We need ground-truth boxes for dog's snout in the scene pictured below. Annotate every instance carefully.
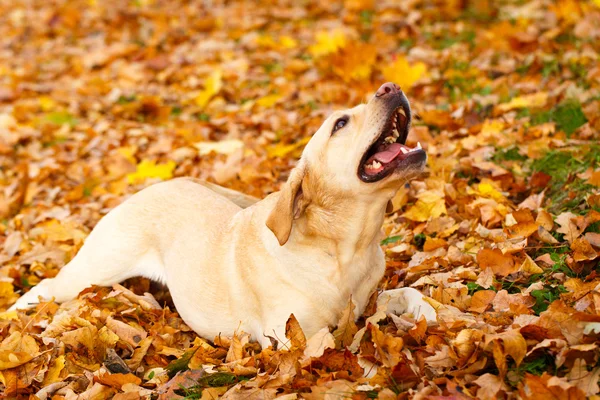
[375,82,401,98]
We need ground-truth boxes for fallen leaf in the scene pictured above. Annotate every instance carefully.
[381,56,428,90]
[477,248,517,277]
[332,298,358,349]
[127,159,176,184]
[195,69,223,109]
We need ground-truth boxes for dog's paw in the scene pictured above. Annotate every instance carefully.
[404,295,437,323]
[8,282,51,311]
[377,288,437,324]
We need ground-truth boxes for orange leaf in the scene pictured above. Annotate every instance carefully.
[285,314,307,351]
[571,238,598,262]
[95,372,141,389]
[332,298,358,349]
[588,170,600,186]
[369,323,404,368]
[477,248,517,277]
[423,237,447,252]
[408,317,427,344]
[469,290,496,313]
[518,373,586,400]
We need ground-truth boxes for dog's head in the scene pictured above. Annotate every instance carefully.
[267,82,426,245]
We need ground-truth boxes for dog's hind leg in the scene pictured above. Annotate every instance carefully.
[9,205,165,311]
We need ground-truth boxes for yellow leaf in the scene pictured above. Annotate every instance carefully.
[256,34,277,48]
[0,311,18,321]
[309,30,346,58]
[381,56,428,91]
[0,282,14,299]
[127,159,176,184]
[195,69,223,109]
[476,180,505,201]
[497,92,548,112]
[280,35,298,49]
[37,219,88,244]
[117,146,137,164]
[0,333,40,370]
[256,94,282,108]
[480,119,504,135]
[43,355,65,386]
[194,139,244,156]
[267,136,310,158]
[0,351,34,370]
[520,254,544,274]
[39,96,56,111]
[403,190,446,222]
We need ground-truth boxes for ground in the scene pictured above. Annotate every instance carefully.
[1,0,600,399]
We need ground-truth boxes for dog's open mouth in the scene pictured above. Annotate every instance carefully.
[358,105,426,183]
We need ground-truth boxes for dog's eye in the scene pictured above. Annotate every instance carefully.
[332,117,349,134]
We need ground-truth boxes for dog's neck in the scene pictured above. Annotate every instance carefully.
[292,186,391,267]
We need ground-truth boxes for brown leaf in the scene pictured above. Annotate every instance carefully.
[474,373,509,399]
[485,330,527,377]
[157,370,205,400]
[585,232,600,248]
[369,323,404,368]
[106,316,147,347]
[307,348,363,380]
[567,359,600,396]
[571,238,598,262]
[408,316,428,344]
[518,373,586,400]
[95,371,142,389]
[285,314,307,351]
[556,212,583,244]
[332,297,358,349]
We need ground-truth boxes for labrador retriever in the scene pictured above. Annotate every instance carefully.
[10,82,436,348]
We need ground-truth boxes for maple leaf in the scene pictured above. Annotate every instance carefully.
[477,248,518,277]
[555,212,583,243]
[381,56,428,91]
[127,159,176,184]
[332,298,358,349]
[403,190,446,222]
[195,69,223,109]
[497,92,548,112]
[308,30,346,57]
[285,314,307,351]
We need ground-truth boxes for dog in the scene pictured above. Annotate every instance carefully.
[10,82,436,348]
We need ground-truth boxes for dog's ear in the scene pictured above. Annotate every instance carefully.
[386,200,394,213]
[266,162,307,245]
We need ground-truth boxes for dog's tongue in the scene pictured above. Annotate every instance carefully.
[373,143,402,163]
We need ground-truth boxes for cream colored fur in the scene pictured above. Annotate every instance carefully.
[10,92,436,348]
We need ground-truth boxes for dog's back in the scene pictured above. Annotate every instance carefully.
[9,179,244,310]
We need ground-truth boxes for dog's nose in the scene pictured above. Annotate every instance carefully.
[375,82,401,97]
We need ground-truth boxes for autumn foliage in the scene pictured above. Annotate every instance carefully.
[1,0,600,399]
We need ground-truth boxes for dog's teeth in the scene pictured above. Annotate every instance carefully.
[366,160,382,170]
[398,108,406,117]
[400,147,409,154]
[392,129,399,138]
[417,141,422,149]
[385,136,396,144]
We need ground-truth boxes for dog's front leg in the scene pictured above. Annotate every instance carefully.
[377,288,437,323]
[258,325,287,350]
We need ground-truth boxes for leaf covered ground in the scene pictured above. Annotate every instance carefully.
[1,0,600,398]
